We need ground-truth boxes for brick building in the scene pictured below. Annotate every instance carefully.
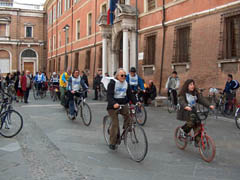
[0,0,47,75]
[45,0,240,93]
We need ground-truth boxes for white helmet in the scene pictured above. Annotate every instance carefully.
[53,72,56,75]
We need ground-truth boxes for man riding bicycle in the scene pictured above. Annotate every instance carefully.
[126,67,145,100]
[165,71,180,106]
[34,71,44,93]
[60,68,71,106]
[50,72,59,86]
[223,74,239,113]
[107,68,138,150]
[67,69,88,120]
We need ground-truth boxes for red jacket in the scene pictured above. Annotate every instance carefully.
[21,75,27,91]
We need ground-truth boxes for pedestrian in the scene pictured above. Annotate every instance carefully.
[177,79,214,147]
[21,70,32,103]
[143,80,157,106]
[16,72,24,102]
[93,70,102,100]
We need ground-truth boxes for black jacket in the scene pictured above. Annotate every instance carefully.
[93,74,102,89]
[107,79,137,110]
[82,74,89,86]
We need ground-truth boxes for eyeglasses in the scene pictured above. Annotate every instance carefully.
[120,74,126,78]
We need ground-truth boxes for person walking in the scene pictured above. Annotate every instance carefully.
[21,70,32,103]
[81,71,89,97]
[93,70,102,100]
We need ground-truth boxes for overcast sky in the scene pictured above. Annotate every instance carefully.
[15,0,46,5]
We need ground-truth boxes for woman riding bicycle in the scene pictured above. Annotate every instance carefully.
[177,79,214,147]
[107,68,138,150]
[67,69,88,120]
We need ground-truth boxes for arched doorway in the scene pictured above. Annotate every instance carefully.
[0,49,11,74]
[20,49,38,75]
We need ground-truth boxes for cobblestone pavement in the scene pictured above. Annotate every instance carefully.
[0,91,240,180]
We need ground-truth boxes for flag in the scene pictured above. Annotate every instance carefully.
[107,0,118,25]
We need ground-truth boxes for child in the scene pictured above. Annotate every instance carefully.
[177,79,214,147]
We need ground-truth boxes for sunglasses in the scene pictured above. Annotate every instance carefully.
[120,74,126,78]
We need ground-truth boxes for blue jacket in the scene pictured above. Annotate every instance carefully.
[126,74,145,91]
[224,80,239,93]
[34,74,44,82]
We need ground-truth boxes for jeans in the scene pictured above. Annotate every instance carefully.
[60,87,66,106]
[168,89,178,105]
[68,92,81,116]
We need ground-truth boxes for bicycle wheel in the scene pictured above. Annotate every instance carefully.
[167,98,175,113]
[135,105,147,126]
[235,108,240,129]
[199,134,216,162]
[103,115,112,145]
[32,87,39,100]
[81,102,92,126]
[124,124,148,162]
[0,110,23,138]
[174,126,187,150]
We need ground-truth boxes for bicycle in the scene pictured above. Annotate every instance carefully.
[222,91,238,118]
[103,104,148,162]
[49,83,60,102]
[65,90,92,126]
[235,105,240,129]
[174,107,216,162]
[0,91,23,138]
[208,88,222,118]
[167,89,178,113]
[32,82,47,100]
[131,90,147,126]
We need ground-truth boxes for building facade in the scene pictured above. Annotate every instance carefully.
[0,0,46,75]
[45,0,240,93]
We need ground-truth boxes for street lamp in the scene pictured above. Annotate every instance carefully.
[63,24,70,71]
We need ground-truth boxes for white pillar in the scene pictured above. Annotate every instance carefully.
[123,29,129,73]
[125,0,130,5]
[102,37,108,77]
[130,31,136,68]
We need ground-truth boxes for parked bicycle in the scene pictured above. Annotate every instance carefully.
[103,104,148,162]
[0,91,23,138]
[65,90,92,126]
[174,107,216,162]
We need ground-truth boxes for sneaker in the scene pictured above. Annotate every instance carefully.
[69,114,75,120]
[109,144,116,150]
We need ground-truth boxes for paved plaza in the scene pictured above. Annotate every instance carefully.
[0,92,240,180]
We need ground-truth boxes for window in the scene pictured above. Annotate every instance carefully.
[0,24,6,36]
[58,57,61,72]
[64,0,70,11]
[25,26,33,38]
[49,38,52,51]
[74,52,79,69]
[119,0,125,4]
[57,0,62,17]
[58,31,61,47]
[53,35,56,50]
[64,55,68,70]
[49,60,52,73]
[101,4,107,14]
[173,25,191,63]
[66,28,69,44]
[22,49,37,57]
[224,15,240,58]
[88,13,92,35]
[53,6,56,22]
[85,50,91,69]
[48,10,52,25]
[76,20,80,40]
[98,47,102,68]
[144,35,156,65]
[147,0,156,11]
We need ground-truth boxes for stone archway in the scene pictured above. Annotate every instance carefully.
[20,49,38,75]
[113,31,123,69]
[0,49,11,74]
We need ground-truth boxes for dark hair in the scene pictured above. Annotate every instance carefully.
[130,67,136,72]
[179,79,197,96]
[228,74,233,79]
[16,71,20,76]
[172,71,177,75]
[72,69,79,77]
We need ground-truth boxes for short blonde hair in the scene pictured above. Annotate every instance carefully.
[115,68,126,79]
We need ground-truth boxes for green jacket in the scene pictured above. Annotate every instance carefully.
[177,92,211,121]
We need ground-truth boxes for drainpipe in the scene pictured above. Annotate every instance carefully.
[159,0,166,95]
[71,0,73,70]
[92,0,97,82]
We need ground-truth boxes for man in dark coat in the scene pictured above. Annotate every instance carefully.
[93,70,102,100]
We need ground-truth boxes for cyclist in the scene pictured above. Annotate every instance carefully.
[50,72,59,86]
[177,79,214,147]
[107,68,138,150]
[60,68,71,106]
[223,74,239,113]
[165,71,180,106]
[67,69,88,120]
[34,71,44,94]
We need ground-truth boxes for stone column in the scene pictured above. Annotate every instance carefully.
[102,34,108,77]
[123,28,129,73]
[130,31,136,68]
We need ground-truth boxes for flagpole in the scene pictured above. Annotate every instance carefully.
[136,0,138,73]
